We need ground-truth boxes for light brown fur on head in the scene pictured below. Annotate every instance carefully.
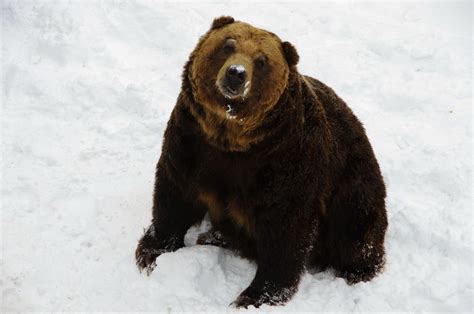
[186,17,297,151]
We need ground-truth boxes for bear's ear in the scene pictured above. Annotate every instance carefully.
[211,16,235,30]
[282,41,299,67]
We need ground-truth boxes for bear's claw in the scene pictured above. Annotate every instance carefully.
[196,229,228,248]
[337,267,378,285]
[231,282,295,308]
[231,294,262,309]
[135,226,183,275]
[135,246,162,275]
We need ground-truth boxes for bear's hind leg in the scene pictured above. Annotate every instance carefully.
[326,163,388,285]
[331,202,387,284]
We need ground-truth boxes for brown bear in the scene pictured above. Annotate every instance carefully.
[135,16,388,308]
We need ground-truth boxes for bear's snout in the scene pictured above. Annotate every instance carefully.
[220,64,250,99]
[216,55,252,100]
[226,64,247,90]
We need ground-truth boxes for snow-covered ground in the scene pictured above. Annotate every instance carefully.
[1,0,472,312]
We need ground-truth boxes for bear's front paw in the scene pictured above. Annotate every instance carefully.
[196,229,228,248]
[135,226,183,275]
[231,282,296,309]
[135,244,163,276]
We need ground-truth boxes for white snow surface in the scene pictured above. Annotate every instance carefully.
[1,0,472,312]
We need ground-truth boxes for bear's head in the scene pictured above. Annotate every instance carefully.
[186,16,299,126]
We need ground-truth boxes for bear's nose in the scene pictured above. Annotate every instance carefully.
[226,65,247,88]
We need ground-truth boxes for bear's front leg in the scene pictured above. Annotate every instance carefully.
[136,159,206,275]
[232,210,314,308]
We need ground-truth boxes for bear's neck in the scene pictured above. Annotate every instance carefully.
[183,72,305,153]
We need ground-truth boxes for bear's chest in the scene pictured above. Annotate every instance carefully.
[193,142,259,188]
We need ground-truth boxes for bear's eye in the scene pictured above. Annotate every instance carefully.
[255,55,267,68]
[223,38,236,53]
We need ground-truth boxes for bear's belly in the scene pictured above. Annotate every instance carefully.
[192,140,260,236]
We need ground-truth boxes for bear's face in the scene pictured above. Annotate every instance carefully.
[189,18,298,125]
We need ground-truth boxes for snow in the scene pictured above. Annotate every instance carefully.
[1,0,472,311]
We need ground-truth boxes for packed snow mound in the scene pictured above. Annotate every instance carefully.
[1,0,472,311]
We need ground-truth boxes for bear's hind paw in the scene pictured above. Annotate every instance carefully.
[337,267,378,285]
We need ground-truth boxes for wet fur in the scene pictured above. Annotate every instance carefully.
[136,16,387,308]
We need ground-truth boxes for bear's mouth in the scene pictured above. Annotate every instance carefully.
[217,81,251,100]
[219,83,243,100]
[225,85,239,96]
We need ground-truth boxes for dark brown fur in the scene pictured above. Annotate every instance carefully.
[136,16,388,308]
